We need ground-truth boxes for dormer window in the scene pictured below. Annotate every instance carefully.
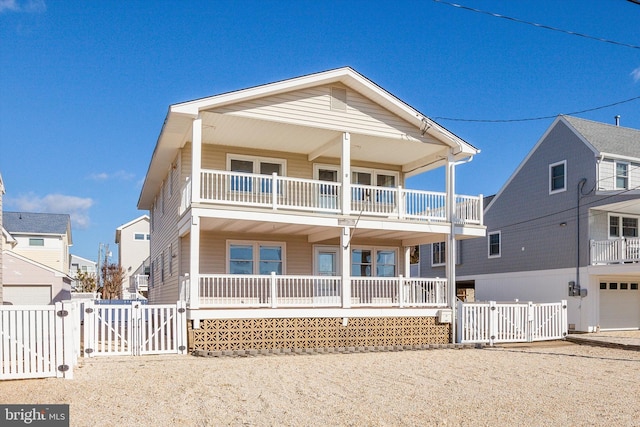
[549,160,566,194]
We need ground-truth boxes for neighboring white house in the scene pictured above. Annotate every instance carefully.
[3,211,73,273]
[115,215,150,299]
[137,67,485,351]
[69,253,98,291]
[420,115,640,332]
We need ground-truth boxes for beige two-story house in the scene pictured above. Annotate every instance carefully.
[138,68,485,351]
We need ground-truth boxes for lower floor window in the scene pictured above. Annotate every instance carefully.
[229,242,283,274]
[351,248,396,277]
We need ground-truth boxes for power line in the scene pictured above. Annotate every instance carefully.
[432,95,640,123]
[433,0,640,50]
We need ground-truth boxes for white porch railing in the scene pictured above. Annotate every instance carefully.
[457,300,568,345]
[196,273,448,308]
[180,169,483,225]
[590,237,640,264]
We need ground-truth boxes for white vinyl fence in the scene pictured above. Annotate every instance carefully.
[1,302,79,380]
[83,300,187,357]
[457,300,568,346]
[1,300,187,381]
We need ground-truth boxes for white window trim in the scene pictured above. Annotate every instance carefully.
[615,160,629,190]
[313,163,340,180]
[351,166,399,186]
[313,245,340,276]
[488,231,501,259]
[226,153,287,176]
[608,213,639,238]
[134,233,145,241]
[431,242,445,267]
[350,246,399,277]
[226,240,286,274]
[549,160,567,195]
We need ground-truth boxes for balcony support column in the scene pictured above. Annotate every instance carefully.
[445,152,457,343]
[341,132,351,216]
[341,227,352,308]
[189,215,200,309]
[191,118,202,204]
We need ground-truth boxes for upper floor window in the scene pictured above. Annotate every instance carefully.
[432,242,446,266]
[549,160,566,194]
[615,161,629,190]
[29,238,44,246]
[134,233,145,240]
[610,215,638,238]
[488,231,501,258]
[228,155,286,193]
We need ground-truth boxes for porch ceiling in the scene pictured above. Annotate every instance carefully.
[200,112,448,172]
[198,216,447,246]
[593,199,640,216]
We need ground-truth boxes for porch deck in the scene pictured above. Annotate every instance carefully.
[181,170,483,225]
[181,274,449,309]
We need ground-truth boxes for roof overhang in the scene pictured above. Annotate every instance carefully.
[138,67,479,209]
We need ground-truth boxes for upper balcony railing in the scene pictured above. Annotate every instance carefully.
[590,237,640,265]
[180,169,482,225]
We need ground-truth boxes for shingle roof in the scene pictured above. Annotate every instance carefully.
[562,115,640,158]
[2,211,71,236]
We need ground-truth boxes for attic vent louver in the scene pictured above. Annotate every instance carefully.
[331,87,347,111]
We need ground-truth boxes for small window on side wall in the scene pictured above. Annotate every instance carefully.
[549,160,567,194]
[488,231,501,258]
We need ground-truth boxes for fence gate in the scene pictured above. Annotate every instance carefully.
[457,300,568,345]
[83,301,187,357]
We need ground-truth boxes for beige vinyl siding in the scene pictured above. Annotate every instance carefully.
[200,232,313,274]
[12,247,64,272]
[197,145,403,181]
[149,152,182,304]
[210,84,420,140]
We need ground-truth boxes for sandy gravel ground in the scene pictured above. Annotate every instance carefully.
[2,341,639,426]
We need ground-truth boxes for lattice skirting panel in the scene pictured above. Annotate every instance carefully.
[189,317,450,352]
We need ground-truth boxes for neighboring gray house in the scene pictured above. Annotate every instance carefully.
[69,254,98,291]
[420,115,640,332]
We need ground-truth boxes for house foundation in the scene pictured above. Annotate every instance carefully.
[188,316,450,352]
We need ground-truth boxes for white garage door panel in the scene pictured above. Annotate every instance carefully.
[3,285,52,305]
[600,289,640,330]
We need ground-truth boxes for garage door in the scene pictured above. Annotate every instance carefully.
[3,285,52,305]
[599,282,640,330]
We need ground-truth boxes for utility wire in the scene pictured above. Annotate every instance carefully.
[432,95,640,123]
[433,0,640,50]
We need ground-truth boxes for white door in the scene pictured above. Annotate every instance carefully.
[314,247,340,304]
[3,285,52,305]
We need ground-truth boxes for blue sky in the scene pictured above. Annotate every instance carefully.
[1,0,639,262]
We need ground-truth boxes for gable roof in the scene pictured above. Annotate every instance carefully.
[115,215,150,243]
[485,115,640,213]
[3,211,72,241]
[562,115,640,160]
[138,67,480,209]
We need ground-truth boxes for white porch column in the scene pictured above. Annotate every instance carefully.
[189,215,200,309]
[404,246,411,278]
[341,227,352,308]
[191,118,202,204]
[445,152,457,343]
[341,132,351,216]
